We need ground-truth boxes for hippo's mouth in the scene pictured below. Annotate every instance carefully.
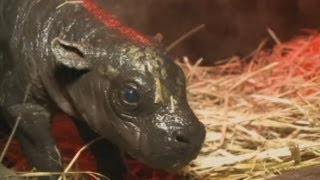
[144,152,194,170]
[137,138,203,170]
[116,125,204,171]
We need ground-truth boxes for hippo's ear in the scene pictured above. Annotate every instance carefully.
[51,38,91,70]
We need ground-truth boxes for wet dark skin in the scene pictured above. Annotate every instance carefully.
[0,1,206,180]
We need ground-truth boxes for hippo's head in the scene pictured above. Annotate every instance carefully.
[48,38,206,170]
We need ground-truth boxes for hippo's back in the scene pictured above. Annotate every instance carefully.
[0,0,97,122]
[0,0,62,76]
[0,0,124,66]
[0,0,139,107]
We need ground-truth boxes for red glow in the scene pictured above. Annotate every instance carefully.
[83,0,151,45]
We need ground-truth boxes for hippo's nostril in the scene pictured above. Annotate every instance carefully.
[175,134,190,144]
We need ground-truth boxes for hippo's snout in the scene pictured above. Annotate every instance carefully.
[173,121,206,152]
[156,122,206,170]
[135,108,206,170]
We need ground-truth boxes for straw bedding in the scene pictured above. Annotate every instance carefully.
[181,31,320,179]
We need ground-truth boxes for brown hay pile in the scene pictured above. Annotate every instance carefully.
[180,31,320,179]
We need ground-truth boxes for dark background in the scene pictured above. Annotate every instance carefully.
[101,0,320,64]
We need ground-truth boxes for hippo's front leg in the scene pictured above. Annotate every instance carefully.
[5,103,63,180]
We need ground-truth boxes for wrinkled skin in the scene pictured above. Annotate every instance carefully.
[0,0,206,180]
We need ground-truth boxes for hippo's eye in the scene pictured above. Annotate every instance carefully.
[123,88,140,103]
[118,83,140,110]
